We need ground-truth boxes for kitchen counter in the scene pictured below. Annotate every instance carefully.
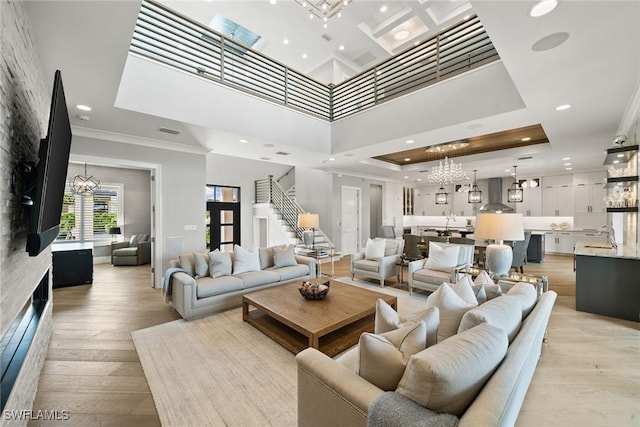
[574,241,640,260]
[574,240,639,322]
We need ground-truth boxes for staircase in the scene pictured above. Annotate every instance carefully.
[255,175,332,248]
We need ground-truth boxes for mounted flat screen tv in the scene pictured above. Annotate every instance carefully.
[26,70,72,256]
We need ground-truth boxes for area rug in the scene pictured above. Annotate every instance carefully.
[132,278,428,426]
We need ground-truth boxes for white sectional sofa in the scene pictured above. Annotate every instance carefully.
[166,244,317,320]
[296,281,557,427]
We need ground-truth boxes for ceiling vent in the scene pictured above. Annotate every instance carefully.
[275,151,290,156]
[321,34,332,42]
[159,127,181,135]
[518,156,533,160]
[354,52,376,66]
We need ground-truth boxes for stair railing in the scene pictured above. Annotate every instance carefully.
[255,175,332,247]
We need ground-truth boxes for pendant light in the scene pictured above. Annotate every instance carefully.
[435,187,449,205]
[468,170,482,203]
[71,163,100,196]
[507,165,524,203]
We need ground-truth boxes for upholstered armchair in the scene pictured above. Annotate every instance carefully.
[111,234,151,266]
[351,238,404,287]
[408,242,474,294]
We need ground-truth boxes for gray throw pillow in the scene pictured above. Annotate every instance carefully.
[178,254,195,276]
[208,250,232,278]
[193,252,210,278]
[273,244,297,268]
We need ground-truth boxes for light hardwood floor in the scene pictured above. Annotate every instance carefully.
[29,255,638,426]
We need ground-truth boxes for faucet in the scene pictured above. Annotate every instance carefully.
[599,225,618,249]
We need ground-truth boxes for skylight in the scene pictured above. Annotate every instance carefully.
[209,15,261,47]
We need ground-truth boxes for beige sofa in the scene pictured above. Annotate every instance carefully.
[166,244,317,320]
[296,286,557,427]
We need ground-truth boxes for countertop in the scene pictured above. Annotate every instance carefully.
[574,240,640,260]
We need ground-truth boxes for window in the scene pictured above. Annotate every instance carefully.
[58,183,124,243]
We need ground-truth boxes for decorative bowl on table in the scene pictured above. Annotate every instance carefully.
[299,280,330,300]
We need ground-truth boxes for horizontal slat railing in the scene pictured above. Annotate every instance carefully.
[130,1,499,122]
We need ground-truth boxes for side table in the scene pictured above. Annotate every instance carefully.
[295,243,335,277]
[458,266,548,295]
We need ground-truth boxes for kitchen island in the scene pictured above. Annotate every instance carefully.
[574,240,640,322]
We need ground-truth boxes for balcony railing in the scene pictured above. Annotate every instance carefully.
[130,0,499,122]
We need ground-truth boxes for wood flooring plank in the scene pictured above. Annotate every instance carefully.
[35,375,153,394]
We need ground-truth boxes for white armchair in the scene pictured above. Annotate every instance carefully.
[351,238,404,287]
[408,242,474,294]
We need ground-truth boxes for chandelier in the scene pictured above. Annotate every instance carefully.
[507,165,524,203]
[426,157,468,185]
[294,0,353,27]
[71,163,100,196]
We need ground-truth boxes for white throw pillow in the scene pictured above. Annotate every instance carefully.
[208,250,232,278]
[425,243,460,272]
[474,270,494,285]
[449,274,479,307]
[375,299,440,348]
[396,323,508,417]
[426,282,476,342]
[273,244,297,268]
[484,283,503,300]
[356,322,428,391]
[233,245,261,274]
[471,284,487,304]
[365,238,386,260]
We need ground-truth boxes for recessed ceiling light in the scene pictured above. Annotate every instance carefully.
[76,104,92,111]
[394,30,410,41]
[329,157,335,161]
[617,153,625,158]
[416,178,422,182]
[339,44,345,51]
[302,53,307,59]
[565,167,573,170]
[404,158,411,162]
[613,160,620,164]
[239,139,249,143]
[379,5,387,13]
[406,139,414,144]
[564,163,571,166]
[521,137,531,142]
[269,0,276,4]
[404,176,409,179]
[562,157,571,161]
[556,104,572,111]
[283,38,289,45]
[529,0,558,17]
[505,169,511,173]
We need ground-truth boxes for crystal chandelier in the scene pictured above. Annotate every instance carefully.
[426,157,469,185]
[294,0,353,28]
[71,163,100,196]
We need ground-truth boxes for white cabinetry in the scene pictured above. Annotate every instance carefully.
[543,230,574,254]
[573,171,606,214]
[453,187,475,217]
[542,175,574,216]
[415,185,449,216]
[516,185,542,216]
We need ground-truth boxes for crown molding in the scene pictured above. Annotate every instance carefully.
[71,126,211,155]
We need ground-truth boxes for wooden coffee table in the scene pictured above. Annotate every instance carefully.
[242,280,397,357]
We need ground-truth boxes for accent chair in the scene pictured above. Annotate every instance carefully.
[111,234,151,266]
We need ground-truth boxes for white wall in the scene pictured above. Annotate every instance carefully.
[206,153,290,248]
[294,167,333,237]
[70,135,206,286]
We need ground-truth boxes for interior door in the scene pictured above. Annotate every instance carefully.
[341,186,360,255]
[209,202,240,252]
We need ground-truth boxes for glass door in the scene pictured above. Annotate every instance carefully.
[206,185,240,251]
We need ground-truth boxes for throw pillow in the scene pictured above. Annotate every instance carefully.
[233,245,261,274]
[506,282,538,318]
[425,243,460,272]
[258,247,274,270]
[449,274,479,307]
[273,244,297,268]
[484,283,503,300]
[365,238,386,260]
[356,322,428,391]
[193,252,210,278]
[208,250,232,278]
[474,270,493,285]
[375,299,440,348]
[457,295,522,343]
[396,323,508,417]
[425,282,476,342]
[471,284,487,304]
[178,254,195,276]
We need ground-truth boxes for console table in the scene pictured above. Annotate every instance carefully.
[51,242,93,288]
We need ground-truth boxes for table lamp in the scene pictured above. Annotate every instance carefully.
[474,213,524,276]
[108,226,121,243]
[298,213,319,247]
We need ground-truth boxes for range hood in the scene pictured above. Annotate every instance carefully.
[478,178,514,213]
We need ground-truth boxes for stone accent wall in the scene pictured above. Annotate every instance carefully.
[0,1,53,424]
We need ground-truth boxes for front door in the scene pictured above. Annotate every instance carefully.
[206,185,241,252]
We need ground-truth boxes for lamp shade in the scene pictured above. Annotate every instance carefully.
[298,213,319,229]
[474,213,524,242]
[108,227,121,235]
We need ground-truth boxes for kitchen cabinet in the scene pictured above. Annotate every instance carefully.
[453,187,475,217]
[516,185,541,216]
[415,185,449,216]
[543,230,574,254]
[573,171,606,214]
[542,175,573,216]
